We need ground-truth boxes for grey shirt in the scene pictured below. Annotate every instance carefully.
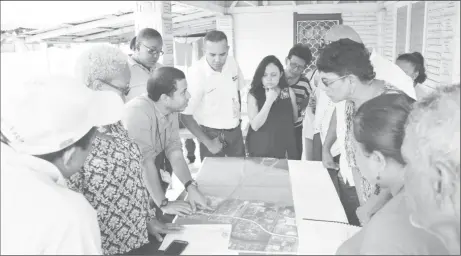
[122,94,182,165]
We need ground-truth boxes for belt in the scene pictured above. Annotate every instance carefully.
[201,124,240,132]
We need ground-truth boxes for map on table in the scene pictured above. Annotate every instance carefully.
[175,195,298,254]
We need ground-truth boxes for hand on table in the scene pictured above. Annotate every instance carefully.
[205,137,223,154]
[187,185,213,212]
[322,147,339,170]
[161,200,193,217]
[147,218,184,242]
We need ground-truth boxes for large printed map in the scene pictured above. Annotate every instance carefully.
[175,195,298,254]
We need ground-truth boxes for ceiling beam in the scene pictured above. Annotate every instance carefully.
[173,11,215,23]
[228,2,379,13]
[312,0,317,3]
[73,26,134,42]
[174,17,216,28]
[175,1,226,14]
[24,13,134,43]
[262,0,269,5]
[292,1,297,6]
[230,1,239,8]
[334,1,340,3]
[243,1,257,6]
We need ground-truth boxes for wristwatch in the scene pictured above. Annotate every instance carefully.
[184,180,198,192]
[160,198,169,209]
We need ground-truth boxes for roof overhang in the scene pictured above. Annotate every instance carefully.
[18,1,223,44]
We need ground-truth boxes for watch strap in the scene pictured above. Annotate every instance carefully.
[184,180,196,191]
[160,198,169,208]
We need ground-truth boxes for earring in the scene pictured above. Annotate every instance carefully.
[374,174,381,195]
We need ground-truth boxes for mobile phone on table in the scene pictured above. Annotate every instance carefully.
[164,240,189,255]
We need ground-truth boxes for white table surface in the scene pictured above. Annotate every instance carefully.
[288,160,357,255]
[177,158,356,255]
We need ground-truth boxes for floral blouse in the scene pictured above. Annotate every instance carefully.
[67,121,155,255]
[344,83,405,203]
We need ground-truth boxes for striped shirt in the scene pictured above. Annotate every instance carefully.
[289,75,314,127]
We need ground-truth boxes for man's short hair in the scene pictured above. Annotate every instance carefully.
[147,67,186,102]
[403,83,460,176]
[287,43,313,64]
[204,30,228,43]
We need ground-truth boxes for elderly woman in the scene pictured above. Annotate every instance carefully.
[336,93,447,254]
[316,39,411,207]
[73,44,180,255]
[403,84,460,255]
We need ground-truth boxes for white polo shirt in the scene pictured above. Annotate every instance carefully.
[1,143,102,255]
[182,56,245,129]
[126,55,163,102]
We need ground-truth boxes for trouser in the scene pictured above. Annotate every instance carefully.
[327,154,361,226]
[184,139,196,160]
[293,125,303,160]
[199,124,246,162]
[178,118,196,160]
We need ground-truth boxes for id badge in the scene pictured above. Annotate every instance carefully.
[159,168,172,184]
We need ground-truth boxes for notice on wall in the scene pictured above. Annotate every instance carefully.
[162,38,174,66]
[162,19,173,36]
[425,1,457,87]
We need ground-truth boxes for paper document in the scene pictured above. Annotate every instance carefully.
[159,224,236,255]
[297,220,361,255]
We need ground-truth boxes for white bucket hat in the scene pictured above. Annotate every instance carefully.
[1,75,124,155]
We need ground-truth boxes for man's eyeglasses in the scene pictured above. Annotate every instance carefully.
[322,74,350,87]
[141,42,164,56]
[320,38,332,49]
[98,79,131,96]
[289,62,306,72]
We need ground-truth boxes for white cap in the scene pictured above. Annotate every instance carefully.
[1,75,124,155]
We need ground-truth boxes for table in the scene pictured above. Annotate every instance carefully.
[126,157,352,255]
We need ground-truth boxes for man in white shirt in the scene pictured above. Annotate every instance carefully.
[1,76,125,254]
[181,30,246,161]
[312,25,416,225]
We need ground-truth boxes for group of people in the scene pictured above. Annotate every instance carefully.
[1,23,459,256]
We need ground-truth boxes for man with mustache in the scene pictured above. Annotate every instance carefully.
[180,30,247,161]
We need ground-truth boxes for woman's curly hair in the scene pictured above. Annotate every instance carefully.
[316,38,376,83]
[75,44,129,90]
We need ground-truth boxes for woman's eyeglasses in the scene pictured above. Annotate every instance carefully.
[98,79,131,96]
[141,42,164,56]
[322,74,350,87]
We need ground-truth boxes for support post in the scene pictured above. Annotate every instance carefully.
[135,1,174,66]
[216,15,235,57]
